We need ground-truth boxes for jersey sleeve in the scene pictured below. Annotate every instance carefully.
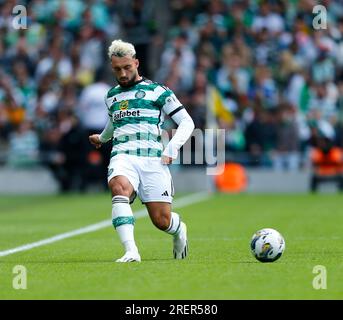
[104,94,112,118]
[99,94,114,143]
[99,119,114,143]
[155,86,184,118]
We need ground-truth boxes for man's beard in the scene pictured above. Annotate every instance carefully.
[117,74,137,87]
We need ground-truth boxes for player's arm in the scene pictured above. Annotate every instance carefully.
[89,94,114,148]
[160,91,195,164]
[89,119,114,149]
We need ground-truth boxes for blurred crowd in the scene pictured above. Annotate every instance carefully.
[161,0,343,170]
[0,0,159,191]
[0,0,343,191]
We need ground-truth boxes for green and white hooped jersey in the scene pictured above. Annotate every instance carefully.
[105,78,184,158]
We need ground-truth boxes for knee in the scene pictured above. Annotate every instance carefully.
[109,182,130,198]
[152,212,170,231]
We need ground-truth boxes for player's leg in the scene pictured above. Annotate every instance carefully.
[138,156,188,259]
[145,201,188,259]
[109,175,141,262]
[108,155,141,262]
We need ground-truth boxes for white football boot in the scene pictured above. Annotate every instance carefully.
[116,250,141,263]
[173,222,188,259]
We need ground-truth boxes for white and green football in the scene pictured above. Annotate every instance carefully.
[251,228,285,263]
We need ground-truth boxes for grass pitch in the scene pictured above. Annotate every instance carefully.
[0,192,342,299]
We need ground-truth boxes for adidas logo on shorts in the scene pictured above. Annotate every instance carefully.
[161,191,169,196]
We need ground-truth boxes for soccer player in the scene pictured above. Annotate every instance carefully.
[89,40,195,262]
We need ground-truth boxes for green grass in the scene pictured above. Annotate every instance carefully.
[0,192,342,299]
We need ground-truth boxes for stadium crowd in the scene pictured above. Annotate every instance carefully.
[0,0,343,191]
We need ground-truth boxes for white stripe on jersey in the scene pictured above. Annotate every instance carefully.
[112,123,160,139]
[114,140,163,152]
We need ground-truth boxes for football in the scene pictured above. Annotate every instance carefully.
[250,228,285,262]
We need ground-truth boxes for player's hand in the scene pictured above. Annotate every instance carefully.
[89,134,102,149]
[161,155,173,165]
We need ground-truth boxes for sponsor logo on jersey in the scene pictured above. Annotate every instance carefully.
[135,90,146,99]
[112,109,141,121]
[166,94,177,104]
[119,100,129,110]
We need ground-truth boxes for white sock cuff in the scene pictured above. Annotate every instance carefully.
[165,212,181,235]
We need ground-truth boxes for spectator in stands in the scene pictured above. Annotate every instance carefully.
[272,104,301,171]
[0,69,25,132]
[188,69,207,130]
[251,0,285,36]
[12,61,37,119]
[244,107,276,167]
[216,50,250,96]
[249,64,279,109]
[309,128,343,192]
[77,68,111,189]
[7,120,39,167]
[35,42,72,83]
[58,109,88,192]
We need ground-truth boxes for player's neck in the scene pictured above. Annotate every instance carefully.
[133,75,143,85]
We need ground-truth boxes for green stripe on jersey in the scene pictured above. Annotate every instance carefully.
[107,83,160,98]
[113,117,159,129]
[155,90,173,108]
[113,132,161,146]
[111,148,162,158]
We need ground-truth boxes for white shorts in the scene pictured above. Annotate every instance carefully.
[107,154,174,203]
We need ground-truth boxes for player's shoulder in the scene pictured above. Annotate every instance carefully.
[106,85,121,98]
[142,79,174,95]
[136,78,166,92]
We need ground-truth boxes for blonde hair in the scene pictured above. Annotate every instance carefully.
[108,39,136,59]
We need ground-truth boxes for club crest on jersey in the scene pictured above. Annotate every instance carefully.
[108,168,114,177]
[119,100,129,110]
[135,90,146,99]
